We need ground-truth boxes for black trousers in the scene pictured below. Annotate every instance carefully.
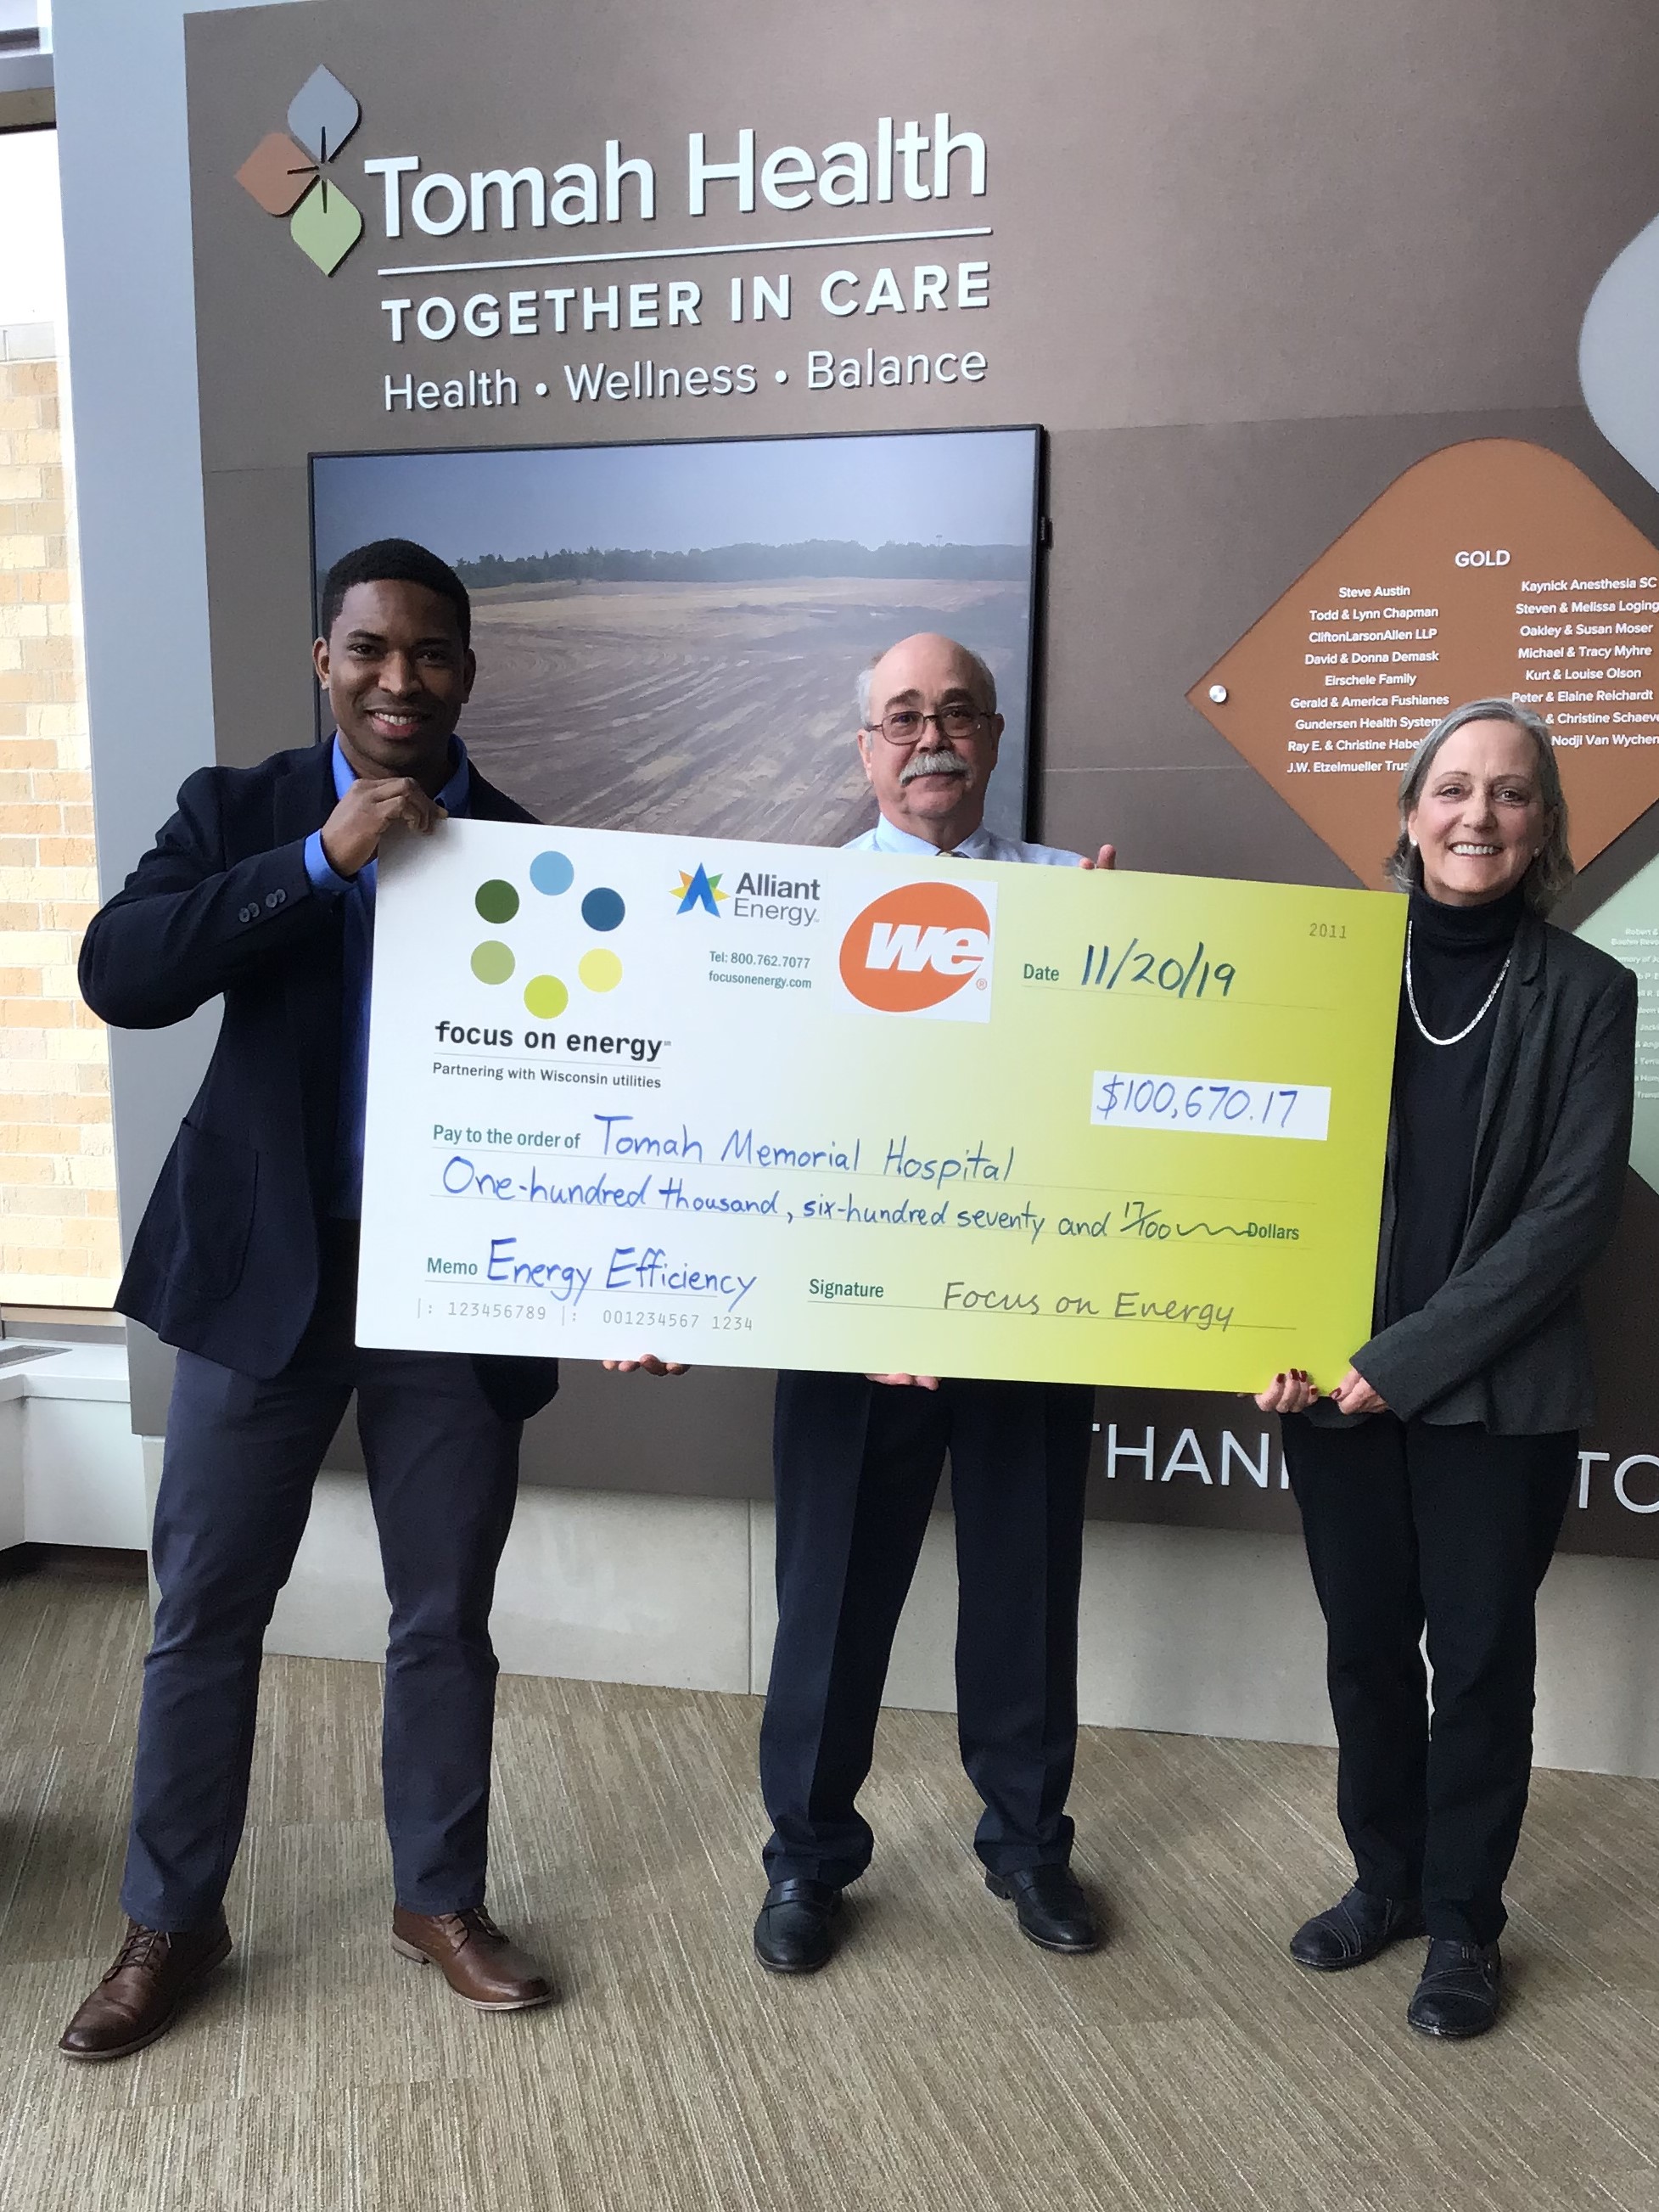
[1283,1412,1575,1945]
[121,1228,523,1930]
[759,1370,1095,1887]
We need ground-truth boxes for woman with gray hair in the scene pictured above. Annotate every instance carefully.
[1256,698,1635,2041]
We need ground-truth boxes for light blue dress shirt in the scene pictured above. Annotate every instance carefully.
[843,812,1084,867]
[303,733,472,1218]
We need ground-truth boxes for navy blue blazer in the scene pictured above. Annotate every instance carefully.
[80,741,558,1423]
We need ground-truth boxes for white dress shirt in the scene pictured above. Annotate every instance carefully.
[844,813,1084,867]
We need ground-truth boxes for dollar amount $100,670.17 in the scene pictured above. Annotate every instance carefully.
[1090,1072,1331,1142]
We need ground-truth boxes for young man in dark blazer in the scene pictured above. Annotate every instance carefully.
[61,541,558,2059]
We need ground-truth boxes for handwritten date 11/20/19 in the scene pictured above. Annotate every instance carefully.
[1079,938,1235,997]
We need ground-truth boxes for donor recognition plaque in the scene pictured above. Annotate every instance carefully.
[1191,440,1659,886]
[356,822,1405,1392]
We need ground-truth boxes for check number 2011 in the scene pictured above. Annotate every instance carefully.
[1091,1071,1331,1142]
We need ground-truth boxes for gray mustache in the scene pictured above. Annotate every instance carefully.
[899,749,970,785]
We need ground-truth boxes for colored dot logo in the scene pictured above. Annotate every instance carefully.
[581,887,625,932]
[468,850,628,1015]
[474,881,519,924]
[530,851,574,895]
[470,942,514,985]
[580,949,622,992]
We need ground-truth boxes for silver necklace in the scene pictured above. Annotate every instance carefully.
[1404,918,1510,1048]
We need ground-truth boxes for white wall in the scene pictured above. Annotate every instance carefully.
[246,1471,1659,1782]
[0,1345,147,1551]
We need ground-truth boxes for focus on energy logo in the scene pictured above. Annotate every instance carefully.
[838,880,995,1019]
[235,66,364,275]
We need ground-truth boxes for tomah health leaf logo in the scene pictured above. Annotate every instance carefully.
[234,66,364,275]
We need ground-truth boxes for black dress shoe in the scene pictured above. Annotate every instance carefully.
[985,1865,1101,1954]
[1407,1938,1502,2039]
[754,1878,841,1974]
[1289,1886,1426,1971]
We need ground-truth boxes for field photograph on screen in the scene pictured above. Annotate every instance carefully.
[310,427,1040,845]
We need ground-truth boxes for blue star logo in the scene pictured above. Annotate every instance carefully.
[672,865,727,916]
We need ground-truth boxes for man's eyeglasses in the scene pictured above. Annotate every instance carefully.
[866,705,992,745]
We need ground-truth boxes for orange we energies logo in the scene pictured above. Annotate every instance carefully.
[838,880,995,1019]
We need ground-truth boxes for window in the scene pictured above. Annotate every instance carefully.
[0,111,121,1312]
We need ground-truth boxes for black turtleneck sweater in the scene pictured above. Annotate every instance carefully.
[1383,883,1527,1328]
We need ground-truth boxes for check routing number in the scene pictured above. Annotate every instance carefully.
[356,823,1406,1391]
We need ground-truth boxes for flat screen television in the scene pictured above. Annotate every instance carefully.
[310,425,1043,845]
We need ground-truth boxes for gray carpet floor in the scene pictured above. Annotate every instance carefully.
[2,1566,1656,2211]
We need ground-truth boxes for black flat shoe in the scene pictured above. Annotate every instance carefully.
[1289,1886,1425,1971]
[1406,1938,1501,2039]
[985,1865,1101,1954]
[754,1878,842,1974]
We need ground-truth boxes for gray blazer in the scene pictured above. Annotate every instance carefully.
[1313,908,1636,1435]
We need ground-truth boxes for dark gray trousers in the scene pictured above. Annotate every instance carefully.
[759,1371,1095,1888]
[121,1237,522,1930]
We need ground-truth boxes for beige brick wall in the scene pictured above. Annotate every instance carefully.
[0,321,120,1308]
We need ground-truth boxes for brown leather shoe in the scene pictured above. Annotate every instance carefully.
[59,1915,233,2061]
[390,1905,554,2011]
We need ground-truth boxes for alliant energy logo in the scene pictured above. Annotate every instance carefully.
[675,863,821,927]
[672,865,727,916]
[838,879,995,1019]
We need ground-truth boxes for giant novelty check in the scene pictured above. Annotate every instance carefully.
[356,823,1405,1390]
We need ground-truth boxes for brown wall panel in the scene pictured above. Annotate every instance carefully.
[160,0,1659,1552]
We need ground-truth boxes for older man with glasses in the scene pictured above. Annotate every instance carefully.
[751,631,1117,1974]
